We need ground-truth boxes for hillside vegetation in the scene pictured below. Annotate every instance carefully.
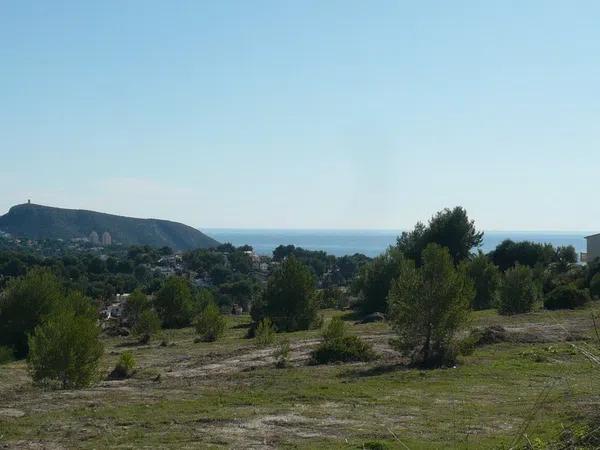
[0,203,219,251]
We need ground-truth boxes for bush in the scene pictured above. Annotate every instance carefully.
[274,338,291,368]
[27,295,104,389]
[0,345,14,365]
[255,318,276,347]
[498,265,538,315]
[132,309,161,344]
[463,252,500,310]
[590,273,600,299]
[311,317,375,364]
[258,257,319,331]
[194,302,226,342]
[544,284,590,310]
[0,268,63,358]
[388,244,473,368]
[354,249,404,314]
[111,351,136,379]
[123,289,152,326]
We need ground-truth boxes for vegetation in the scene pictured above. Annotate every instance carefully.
[0,202,218,251]
[590,273,600,299]
[0,268,65,358]
[154,277,197,328]
[463,251,501,310]
[27,293,103,389]
[255,256,319,331]
[254,318,276,347]
[396,206,483,264]
[544,284,590,310]
[498,265,539,315]
[388,244,474,368]
[194,302,226,342]
[131,309,161,343]
[274,338,291,368]
[111,351,136,379]
[311,317,375,364]
[0,345,14,365]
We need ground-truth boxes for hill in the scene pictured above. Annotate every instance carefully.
[0,203,219,251]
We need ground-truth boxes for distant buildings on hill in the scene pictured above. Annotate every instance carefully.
[89,230,112,247]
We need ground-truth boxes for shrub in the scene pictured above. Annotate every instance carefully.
[132,309,161,344]
[463,252,500,310]
[498,265,538,315]
[255,318,276,347]
[0,345,14,365]
[111,351,136,379]
[0,268,63,358]
[590,273,600,299]
[194,302,226,342]
[274,338,291,368]
[123,289,152,326]
[27,295,104,389]
[544,284,590,310]
[388,244,473,368]
[311,317,375,364]
[258,257,319,331]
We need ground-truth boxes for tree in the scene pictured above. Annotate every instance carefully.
[154,277,195,328]
[132,309,161,343]
[259,256,318,331]
[463,252,500,310]
[354,248,404,314]
[397,207,483,264]
[27,293,103,389]
[489,240,555,271]
[123,289,152,326]
[194,302,225,342]
[590,273,600,299]
[498,265,538,315]
[0,268,63,357]
[388,244,474,368]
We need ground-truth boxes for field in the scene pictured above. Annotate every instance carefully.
[1,307,599,449]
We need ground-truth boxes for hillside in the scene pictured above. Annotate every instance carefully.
[0,203,219,251]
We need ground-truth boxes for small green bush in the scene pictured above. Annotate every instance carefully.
[311,317,375,364]
[274,338,291,368]
[111,351,136,379]
[255,318,276,347]
[194,302,226,342]
[0,346,14,365]
[544,284,590,310]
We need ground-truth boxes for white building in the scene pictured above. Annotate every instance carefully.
[584,233,600,263]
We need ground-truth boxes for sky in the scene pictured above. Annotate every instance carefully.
[1,1,599,231]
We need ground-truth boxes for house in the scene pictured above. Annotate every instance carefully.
[584,233,600,263]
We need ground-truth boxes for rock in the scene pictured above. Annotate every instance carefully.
[359,312,386,324]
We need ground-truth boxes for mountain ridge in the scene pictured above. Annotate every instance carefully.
[0,203,219,251]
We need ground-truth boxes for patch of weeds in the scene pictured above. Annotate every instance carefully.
[255,318,276,347]
[274,338,291,368]
[109,351,136,379]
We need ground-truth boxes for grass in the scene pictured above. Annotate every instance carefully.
[1,306,599,448]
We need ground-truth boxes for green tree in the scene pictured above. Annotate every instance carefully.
[388,244,474,368]
[463,252,500,310]
[132,309,161,343]
[259,256,318,331]
[498,265,538,315]
[397,207,483,264]
[123,289,152,327]
[0,268,63,357]
[354,248,404,314]
[194,302,226,342]
[27,293,103,389]
[154,277,195,328]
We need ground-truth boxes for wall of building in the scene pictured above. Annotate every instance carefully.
[587,235,600,262]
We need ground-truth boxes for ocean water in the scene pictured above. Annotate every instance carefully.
[202,229,590,258]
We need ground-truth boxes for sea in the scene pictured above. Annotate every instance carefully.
[202,229,590,258]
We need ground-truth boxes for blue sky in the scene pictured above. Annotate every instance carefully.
[1,1,599,230]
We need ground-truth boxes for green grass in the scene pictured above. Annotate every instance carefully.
[1,306,599,448]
